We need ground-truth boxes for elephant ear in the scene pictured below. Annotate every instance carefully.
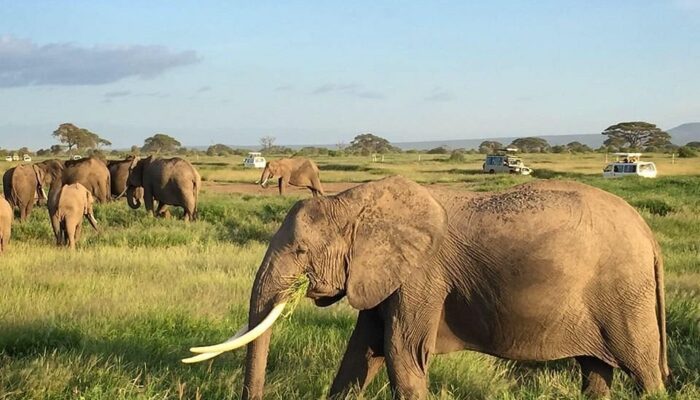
[342,176,447,310]
[128,156,146,186]
[31,165,47,199]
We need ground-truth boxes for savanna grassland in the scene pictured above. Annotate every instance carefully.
[0,153,699,399]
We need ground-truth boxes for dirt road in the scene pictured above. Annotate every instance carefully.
[202,181,362,196]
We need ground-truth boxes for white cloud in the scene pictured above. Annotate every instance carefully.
[0,36,200,88]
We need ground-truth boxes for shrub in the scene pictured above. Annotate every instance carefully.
[678,146,697,158]
[427,146,449,154]
[446,150,465,163]
[631,199,674,216]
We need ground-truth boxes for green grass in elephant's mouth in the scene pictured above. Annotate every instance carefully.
[280,274,311,319]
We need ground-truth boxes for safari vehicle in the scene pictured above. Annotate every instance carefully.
[603,153,657,179]
[4,155,12,162]
[71,155,83,161]
[22,154,32,162]
[12,154,19,161]
[482,148,532,175]
[243,152,267,168]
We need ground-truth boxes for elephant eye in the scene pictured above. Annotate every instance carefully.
[295,247,308,255]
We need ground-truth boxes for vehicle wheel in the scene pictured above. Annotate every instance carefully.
[489,169,495,174]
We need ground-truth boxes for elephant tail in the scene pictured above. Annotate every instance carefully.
[654,245,670,383]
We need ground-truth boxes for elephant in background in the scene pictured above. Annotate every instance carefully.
[258,157,324,196]
[48,183,99,249]
[63,157,111,203]
[108,156,143,201]
[0,197,11,253]
[2,159,63,221]
[126,156,201,221]
[184,176,667,399]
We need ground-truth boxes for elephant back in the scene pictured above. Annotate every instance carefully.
[62,157,110,202]
[10,165,38,206]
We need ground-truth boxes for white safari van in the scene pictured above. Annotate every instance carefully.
[603,153,657,179]
[243,152,267,168]
[482,149,533,175]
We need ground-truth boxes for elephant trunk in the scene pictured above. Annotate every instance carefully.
[126,185,141,209]
[242,299,275,400]
[259,170,271,188]
[242,254,298,399]
[181,249,298,399]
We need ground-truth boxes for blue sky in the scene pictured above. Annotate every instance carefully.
[0,1,698,149]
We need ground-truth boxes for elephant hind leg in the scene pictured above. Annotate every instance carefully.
[576,356,613,398]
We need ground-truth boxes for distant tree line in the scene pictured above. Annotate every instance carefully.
[4,120,697,159]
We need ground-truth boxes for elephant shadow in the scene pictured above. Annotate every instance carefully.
[0,318,240,368]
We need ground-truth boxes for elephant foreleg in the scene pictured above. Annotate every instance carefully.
[278,178,286,196]
[384,301,441,400]
[330,310,385,398]
[143,187,155,217]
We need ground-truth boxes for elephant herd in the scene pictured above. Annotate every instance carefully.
[1,155,201,250]
[1,155,669,399]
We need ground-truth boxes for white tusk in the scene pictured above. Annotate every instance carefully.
[188,302,286,354]
[181,324,248,364]
[261,177,269,186]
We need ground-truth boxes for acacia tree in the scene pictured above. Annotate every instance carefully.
[602,122,671,149]
[347,133,400,155]
[510,137,551,153]
[142,133,181,153]
[52,123,110,153]
[259,136,276,151]
[478,140,503,154]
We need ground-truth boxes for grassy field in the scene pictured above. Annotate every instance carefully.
[0,153,699,399]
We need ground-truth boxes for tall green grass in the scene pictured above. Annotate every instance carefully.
[0,164,698,399]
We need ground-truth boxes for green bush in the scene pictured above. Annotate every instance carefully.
[631,198,675,216]
[678,146,698,158]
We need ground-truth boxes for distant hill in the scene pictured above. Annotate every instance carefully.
[389,123,700,150]
[668,123,700,145]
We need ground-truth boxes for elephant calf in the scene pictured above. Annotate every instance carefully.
[0,197,11,253]
[49,183,99,249]
[258,157,324,196]
[184,176,668,400]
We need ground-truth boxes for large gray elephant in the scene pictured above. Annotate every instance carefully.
[107,156,143,201]
[184,176,668,399]
[62,157,111,203]
[48,182,99,249]
[258,157,324,196]
[0,197,11,253]
[126,156,201,221]
[2,159,64,221]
